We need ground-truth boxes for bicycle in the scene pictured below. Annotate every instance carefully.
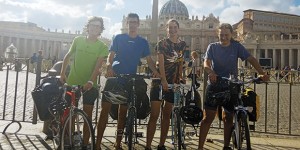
[165,82,187,150]
[102,74,149,150]
[214,75,263,150]
[48,83,95,150]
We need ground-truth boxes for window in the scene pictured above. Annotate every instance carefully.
[209,23,213,29]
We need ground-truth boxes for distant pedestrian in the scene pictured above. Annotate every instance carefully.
[30,53,38,73]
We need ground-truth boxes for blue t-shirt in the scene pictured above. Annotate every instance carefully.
[204,41,250,77]
[110,34,150,74]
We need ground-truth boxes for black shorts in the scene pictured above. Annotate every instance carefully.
[204,84,236,113]
[150,79,174,104]
[64,86,98,106]
[82,87,99,105]
[101,77,147,105]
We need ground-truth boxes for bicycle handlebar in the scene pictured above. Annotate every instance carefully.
[219,76,264,85]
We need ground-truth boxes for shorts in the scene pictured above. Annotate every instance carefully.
[82,87,99,105]
[102,77,147,106]
[150,79,174,104]
[64,86,98,106]
[204,84,236,113]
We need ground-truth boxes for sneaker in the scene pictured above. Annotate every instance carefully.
[157,145,167,150]
[145,147,152,150]
[223,146,233,150]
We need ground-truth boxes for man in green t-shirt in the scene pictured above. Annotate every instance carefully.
[60,16,109,145]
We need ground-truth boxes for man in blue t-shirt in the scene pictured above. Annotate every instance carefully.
[198,23,269,150]
[96,13,160,150]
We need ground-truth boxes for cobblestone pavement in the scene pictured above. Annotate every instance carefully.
[1,68,300,149]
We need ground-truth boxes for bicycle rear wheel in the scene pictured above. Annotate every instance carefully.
[126,107,135,150]
[60,108,95,150]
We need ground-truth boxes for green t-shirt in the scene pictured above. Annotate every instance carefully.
[67,36,109,86]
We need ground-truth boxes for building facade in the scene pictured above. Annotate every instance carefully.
[0,21,79,61]
[234,9,300,69]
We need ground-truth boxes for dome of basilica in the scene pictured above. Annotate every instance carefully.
[159,0,189,19]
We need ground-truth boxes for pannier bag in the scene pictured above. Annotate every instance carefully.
[31,77,62,121]
[242,88,260,122]
[105,78,150,120]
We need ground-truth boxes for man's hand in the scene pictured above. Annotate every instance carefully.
[208,72,217,83]
[83,81,93,91]
[259,73,270,82]
[105,65,114,77]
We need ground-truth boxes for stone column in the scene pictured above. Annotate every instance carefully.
[0,36,3,52]
[298,49,300,67]
[272,49,276,68]
[265,49,269,58]
[289,49,293,67]
[281,49,285,68]
[150,0,158,43]
[253,48,257,59]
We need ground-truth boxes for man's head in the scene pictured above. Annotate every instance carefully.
[218,23,233,46]
[85,16,105,36]
[127,13,140,33]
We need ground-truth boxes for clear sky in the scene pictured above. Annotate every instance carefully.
[1,0,300,39]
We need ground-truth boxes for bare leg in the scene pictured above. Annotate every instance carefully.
[114,104,128,148]
[198,109,216,150]
[159,101,173,146]
[223,111,234,147]
[83,104,94,145]
[146,101,161,148]
[96,102,112,150]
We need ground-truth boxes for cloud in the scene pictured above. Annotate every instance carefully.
[102,22,122,39]
[105,0,125,11]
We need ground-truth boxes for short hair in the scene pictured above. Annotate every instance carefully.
[166,19,180,28]
[127,13,139,22]
[84,16,105,33]
[191,51,199,58]
[218,23,233,33]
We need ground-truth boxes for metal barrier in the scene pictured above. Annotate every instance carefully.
[1,64,300,137]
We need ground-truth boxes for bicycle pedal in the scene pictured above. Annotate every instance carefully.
[135,132,143,137]
[249,124,255,130]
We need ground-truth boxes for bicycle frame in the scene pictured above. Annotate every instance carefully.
[49,85,95,150]
[219,75,262,150]
[167,83,187,150]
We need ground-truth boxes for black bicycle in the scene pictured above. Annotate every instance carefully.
[217,75,263,150]
[102,74,148,150]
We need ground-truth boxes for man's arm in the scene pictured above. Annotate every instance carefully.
[146,55,160,77]
[90,56,106,82]
[247,56,265,75]
[204,59,217,83]
[105,51,115,77]
[247,55,270,81]
[60,52,71,83]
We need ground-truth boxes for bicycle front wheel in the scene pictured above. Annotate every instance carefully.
[126,107,135,150]
[242,114,251,150]
[174,108,182,150]
[60,108,95,150]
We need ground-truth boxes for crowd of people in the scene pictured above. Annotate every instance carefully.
[38,13,271,150]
